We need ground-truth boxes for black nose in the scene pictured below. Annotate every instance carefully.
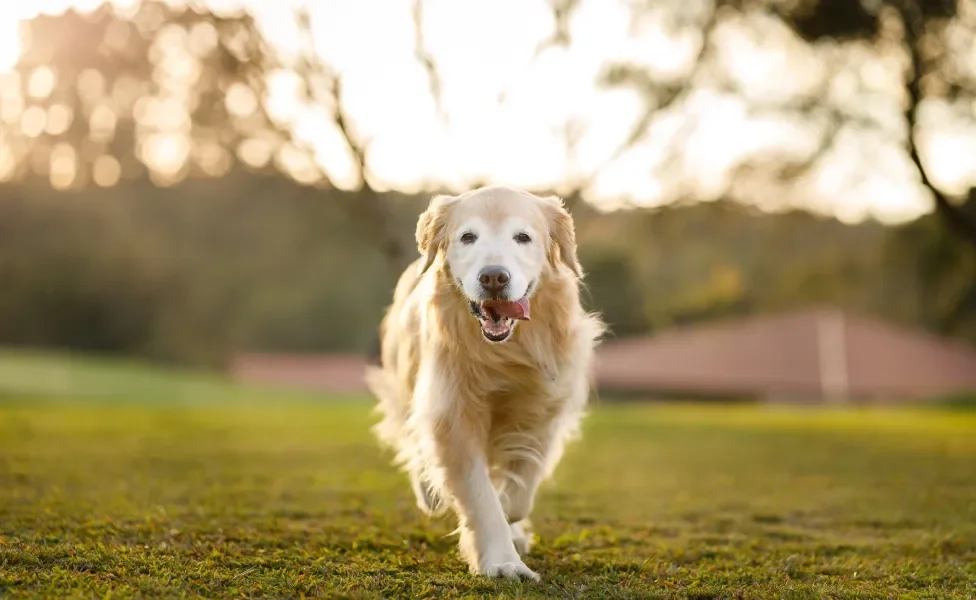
[478,266,510,292]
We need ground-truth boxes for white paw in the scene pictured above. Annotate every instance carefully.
[480,559,539,581]
[459,527,540,581]
[510,521,533,556]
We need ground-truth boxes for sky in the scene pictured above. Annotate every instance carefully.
[1,0,975,224]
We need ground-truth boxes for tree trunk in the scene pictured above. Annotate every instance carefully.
[899,1,976,248]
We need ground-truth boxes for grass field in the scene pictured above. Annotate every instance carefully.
[0,352,974,598]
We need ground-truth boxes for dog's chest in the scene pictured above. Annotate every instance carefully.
[472,343,562,399]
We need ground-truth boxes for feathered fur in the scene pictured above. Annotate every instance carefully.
[365,185,605,580]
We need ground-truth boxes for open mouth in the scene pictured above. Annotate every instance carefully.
[468,297,531,343]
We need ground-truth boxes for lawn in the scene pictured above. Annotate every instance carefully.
[0,354,974,598]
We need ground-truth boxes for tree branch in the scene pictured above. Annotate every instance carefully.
[536,0,576,53]
[566,2,722,201]
[735,85,886,174]
[291,8,409,272]
[497,0,580,105]
[898,0,976,247]
[412,0,446,123]
[331,76,409,271]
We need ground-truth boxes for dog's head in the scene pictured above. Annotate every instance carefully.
[416,186,582,343]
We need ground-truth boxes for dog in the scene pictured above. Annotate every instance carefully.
[365,185,605,580]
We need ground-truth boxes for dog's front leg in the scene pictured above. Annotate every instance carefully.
[439,420,539,580]
[415,380,538,580]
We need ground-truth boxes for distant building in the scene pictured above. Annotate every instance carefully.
[231,307,976,403]
[593,307,976,404]
[230,353,370,395]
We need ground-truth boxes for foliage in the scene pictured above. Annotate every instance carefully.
[1,172,937,365]
[1,3,285,187]
[602,0,976,248]
[0,1,410,269]
[886,200,976,342]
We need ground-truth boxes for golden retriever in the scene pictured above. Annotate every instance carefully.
[365,185,605,580]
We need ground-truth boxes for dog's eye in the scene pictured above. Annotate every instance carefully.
[514,232,532,244]
[460,232,477,244]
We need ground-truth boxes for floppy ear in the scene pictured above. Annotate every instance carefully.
[416,194,457,274]
[541,195,583,279]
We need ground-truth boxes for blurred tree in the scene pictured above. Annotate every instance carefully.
[0,193,172,358]
[769,0,976,248]
[0,1,412,271]
[887,205,976,342]
[0,174,902,364]
[596,0,976,248]
[1,3,285,186]
[577,247,649,337]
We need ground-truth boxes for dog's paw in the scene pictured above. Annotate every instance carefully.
[479,560,539,581]
[459,527,539,581]
[510,521,533,556]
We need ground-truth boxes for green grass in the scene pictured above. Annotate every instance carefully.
[0,354,974,598]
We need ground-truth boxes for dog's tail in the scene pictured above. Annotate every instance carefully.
[364,365,407,453]
[366,364,447,516]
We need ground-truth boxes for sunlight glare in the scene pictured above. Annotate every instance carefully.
[0,6,24,72]
[0,0,971,222]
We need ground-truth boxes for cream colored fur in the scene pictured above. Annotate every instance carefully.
[365,185,605,581]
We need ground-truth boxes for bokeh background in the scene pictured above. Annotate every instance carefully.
[0,0,975,404]
[2,3,976,596]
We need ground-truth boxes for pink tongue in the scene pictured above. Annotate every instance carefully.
[483,296,531,320]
